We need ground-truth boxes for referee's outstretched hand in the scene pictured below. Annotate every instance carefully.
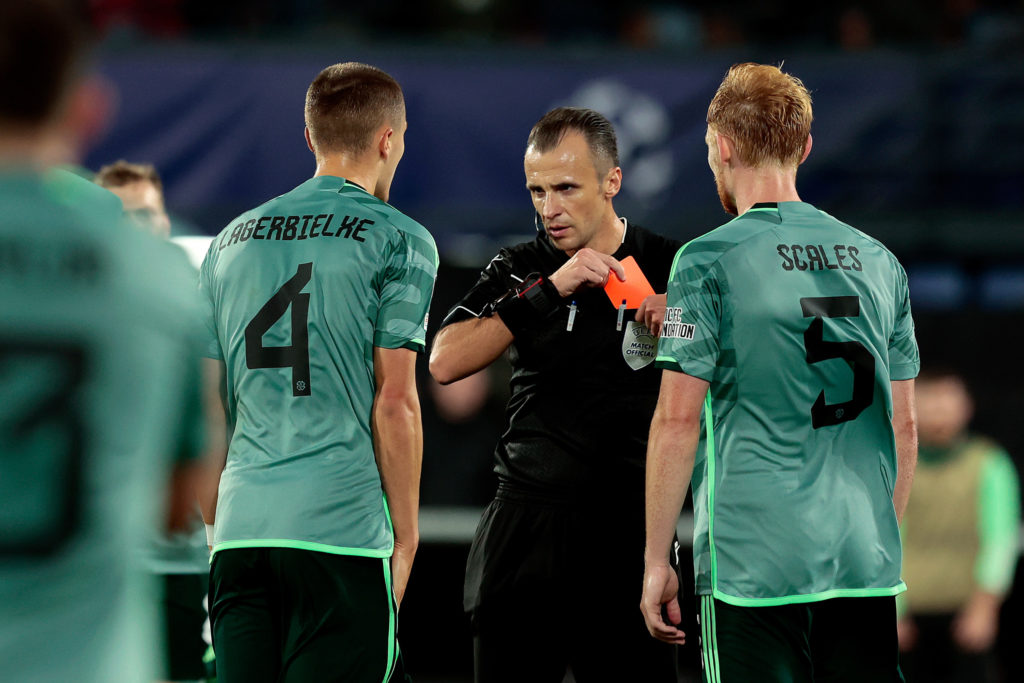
[549,248,625,298]
[641,563,686,645]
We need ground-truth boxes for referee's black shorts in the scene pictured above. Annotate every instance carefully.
[697,594,904,683]
[464,487,681,683]
[209,547,407,683]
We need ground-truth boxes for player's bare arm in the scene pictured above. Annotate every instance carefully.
[890,378,917,524]
[429,316,513,385]
[642,370,709,645]
[548,247,625,297]
[372,346,422,607]
[197,357,230,530]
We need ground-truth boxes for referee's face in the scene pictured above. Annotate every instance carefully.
[524,131,616,255]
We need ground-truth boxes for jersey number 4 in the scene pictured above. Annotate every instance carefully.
[245,262,312,397]
[800,296,875,429]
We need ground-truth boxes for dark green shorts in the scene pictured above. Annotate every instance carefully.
[698,595,904,683]
[209,547,405,683]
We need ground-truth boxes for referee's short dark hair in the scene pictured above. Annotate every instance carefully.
[526,107,620,176]
[304,62,405,156]
[0,0,90,126]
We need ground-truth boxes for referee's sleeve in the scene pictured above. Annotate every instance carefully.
[438,248,518,330]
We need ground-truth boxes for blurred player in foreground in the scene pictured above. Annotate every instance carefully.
[199,62,437,682]
[643,63,919,682]
[898,368,1020,682]
[0,1,206,681]
[431,107,684,682]
[96,160,173,238]
[96,159,212,682]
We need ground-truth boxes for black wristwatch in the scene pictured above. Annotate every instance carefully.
[484,272,561,335]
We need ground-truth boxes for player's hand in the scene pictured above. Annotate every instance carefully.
[548,248,625,298]
[896,617,917,652]
[635,294,667,336]
[640,562,686,645]
[390,540,417,608]
[952,592,1000,652]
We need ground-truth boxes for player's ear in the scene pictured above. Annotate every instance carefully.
[716,133,734,167]
[378,125,394,160]
[304,127,315,154]
[799,134,813,165]
[603,166,622,199]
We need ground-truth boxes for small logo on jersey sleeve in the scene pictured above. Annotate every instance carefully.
[423,313,429,331]
[661,307,696,340]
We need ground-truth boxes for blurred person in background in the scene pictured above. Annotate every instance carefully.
[96,160,173,238]
[643,63,918,682]
[430,106,686,683]
[96,159,211,683]
[420,367,503,507]
[198,62,437,683]
[898,368,1020,683]
[0,1,207,682]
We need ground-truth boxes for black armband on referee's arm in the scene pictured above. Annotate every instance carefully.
[484,272,562,336]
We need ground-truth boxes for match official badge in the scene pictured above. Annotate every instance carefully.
[622,321,657,370]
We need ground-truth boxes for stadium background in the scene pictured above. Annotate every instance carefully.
[84,2,1023,680]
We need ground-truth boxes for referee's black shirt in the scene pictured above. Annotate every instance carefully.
[439,221,684,504]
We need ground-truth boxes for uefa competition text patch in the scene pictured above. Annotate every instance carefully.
[661,307,696,340]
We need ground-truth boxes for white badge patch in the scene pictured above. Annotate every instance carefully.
[662,307,696,340]
[622,321,657,370]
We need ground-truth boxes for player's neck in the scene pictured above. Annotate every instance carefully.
[312,155,378,196]
[0,127,75,170]
[732,166,801,216]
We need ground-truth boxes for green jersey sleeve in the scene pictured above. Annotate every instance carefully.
[373,228,438,352]
[656,242,724,381]
[975,449,1021,594]
[888,264,919,380]
[198,247,223,360]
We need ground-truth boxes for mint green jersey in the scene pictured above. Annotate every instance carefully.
[0,171,203,681]
[200,175,437,558]
[657,201,919,606]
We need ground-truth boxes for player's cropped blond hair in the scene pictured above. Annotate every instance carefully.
[305,62,404,156]
[706,63,813,168]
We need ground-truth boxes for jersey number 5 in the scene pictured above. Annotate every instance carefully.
[800,296,875,428]
[245,262,312,397]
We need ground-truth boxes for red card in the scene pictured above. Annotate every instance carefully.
[603,256,655,309]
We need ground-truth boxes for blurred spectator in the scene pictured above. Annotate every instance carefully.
[91,0,184,39]
[95,160,172,238]
[898,368,1021,683]
[420,368,503,507]
[838,6,876,50]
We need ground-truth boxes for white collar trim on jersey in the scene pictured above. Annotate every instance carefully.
[618,216,628,244]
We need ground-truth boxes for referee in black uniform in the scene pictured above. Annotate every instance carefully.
[430,108,685,683]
